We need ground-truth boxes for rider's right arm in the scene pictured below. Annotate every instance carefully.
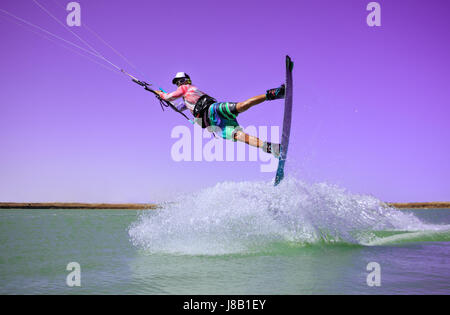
[159,85,186,102]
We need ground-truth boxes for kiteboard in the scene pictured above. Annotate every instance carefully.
[274,55,294,186]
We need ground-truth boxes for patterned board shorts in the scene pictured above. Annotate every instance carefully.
[208,102,243,141]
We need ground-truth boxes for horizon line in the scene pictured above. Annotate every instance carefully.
[0,202,449,210]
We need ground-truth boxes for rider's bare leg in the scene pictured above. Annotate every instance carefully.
[233,130,264,148]
[235,94,266,113]
[235,84,285,114]
[233,130,281,158]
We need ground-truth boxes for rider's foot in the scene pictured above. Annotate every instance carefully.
[262,142,281,158]
[266,84,285,100]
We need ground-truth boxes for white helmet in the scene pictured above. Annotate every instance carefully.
[172,72,191,85]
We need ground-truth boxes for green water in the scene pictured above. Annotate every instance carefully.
[0,209,449,294]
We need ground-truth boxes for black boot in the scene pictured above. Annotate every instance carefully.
[262,142,281,158]
[266,84,285,100]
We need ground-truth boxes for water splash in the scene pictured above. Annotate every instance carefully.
[128,178,446,255]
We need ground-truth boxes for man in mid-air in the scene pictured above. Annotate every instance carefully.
[154,72,285,158]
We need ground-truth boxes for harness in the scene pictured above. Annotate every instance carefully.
[193,95,217,128]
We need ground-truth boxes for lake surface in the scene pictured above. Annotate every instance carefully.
[1,181,449,294]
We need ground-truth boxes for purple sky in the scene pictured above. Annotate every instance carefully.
[0,0,449,203]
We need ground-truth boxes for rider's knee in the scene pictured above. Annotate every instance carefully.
[235,102,245,113]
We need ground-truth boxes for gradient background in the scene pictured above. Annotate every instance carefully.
[0,0,449,203]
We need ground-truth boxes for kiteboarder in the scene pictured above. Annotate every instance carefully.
[153,72,285,158]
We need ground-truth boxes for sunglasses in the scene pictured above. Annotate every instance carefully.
[174,78,190,86]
